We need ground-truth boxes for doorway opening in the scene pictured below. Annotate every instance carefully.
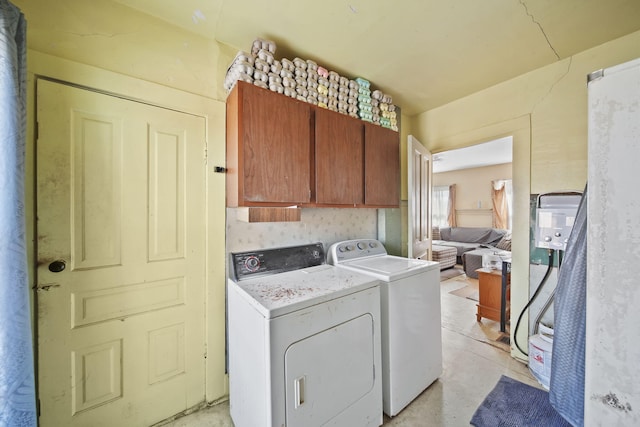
[432,136,513,230]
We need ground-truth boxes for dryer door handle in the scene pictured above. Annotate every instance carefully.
[294,376,305,408]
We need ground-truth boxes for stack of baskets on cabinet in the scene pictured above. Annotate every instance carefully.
[224,38,398,131]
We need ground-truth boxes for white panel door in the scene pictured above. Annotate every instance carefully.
[36,79,206,426]
[407,135,432,259]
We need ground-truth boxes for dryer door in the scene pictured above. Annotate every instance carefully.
[284,314,375,426]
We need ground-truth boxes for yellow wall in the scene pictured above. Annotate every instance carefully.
[14,0,234,103]
[410,31,640,359]
[411,30,640,195]
[434,163,512,213]
[15,0,230,405]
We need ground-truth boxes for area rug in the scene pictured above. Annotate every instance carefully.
[448,285,479,301]
[440,267,465,281]
[470,375,571,427]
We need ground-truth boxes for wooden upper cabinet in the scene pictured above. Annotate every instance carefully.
[226,81,313,206]
[364,123,400,207]
[315,108,364,206]
[226,81,400,210]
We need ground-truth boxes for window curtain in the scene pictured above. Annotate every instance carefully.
[504,179,513,230]
[432,186,449,227]
[0,1,36,426]
[491,180,509,230]
[447,184,457,227]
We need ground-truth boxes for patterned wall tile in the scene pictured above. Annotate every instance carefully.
[226,208,378,255]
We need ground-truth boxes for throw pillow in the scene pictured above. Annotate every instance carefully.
[496,233,512,251]
[432,227,441,240]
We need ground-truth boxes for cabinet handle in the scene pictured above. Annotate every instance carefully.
[294,376,305,408]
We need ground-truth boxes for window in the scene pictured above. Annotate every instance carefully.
[432,185,450,227]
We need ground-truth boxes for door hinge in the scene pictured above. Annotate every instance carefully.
[35,121,39,141]
[37,398,41,417]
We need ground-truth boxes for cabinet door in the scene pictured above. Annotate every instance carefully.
[315,108,364,205]
[364,124,400,207]
[228,82,312,205]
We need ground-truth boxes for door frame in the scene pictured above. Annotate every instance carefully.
[427,116,531,361]
[407,135,432,260]
[25,51,228,403]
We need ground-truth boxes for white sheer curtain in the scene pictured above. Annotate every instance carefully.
[0,1,36,425]
[432,185,450,227]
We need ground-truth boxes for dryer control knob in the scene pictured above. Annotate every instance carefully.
[244,256,260,271]
[357,242,366,250]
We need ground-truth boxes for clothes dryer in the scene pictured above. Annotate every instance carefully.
[228,243,383,427]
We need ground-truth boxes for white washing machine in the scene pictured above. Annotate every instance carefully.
[327,239,442,417]
[227,243,383,427]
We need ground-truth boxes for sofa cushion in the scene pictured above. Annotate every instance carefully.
[439,227,452,241]
[439,226,506,245]
[433,240,482,258]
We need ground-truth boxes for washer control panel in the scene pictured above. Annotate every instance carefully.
[328,239,387,263]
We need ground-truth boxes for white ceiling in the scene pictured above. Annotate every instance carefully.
[432,137,512,174]
[112,0,640,115]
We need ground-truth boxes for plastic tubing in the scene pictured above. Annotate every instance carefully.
[513,249,555,356]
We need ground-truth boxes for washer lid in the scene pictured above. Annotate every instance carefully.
[342,255,439,281]
[228,264,379,318]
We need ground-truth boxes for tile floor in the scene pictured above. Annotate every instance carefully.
[157,267,540,427]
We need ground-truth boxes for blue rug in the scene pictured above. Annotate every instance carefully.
[470,375,572,427]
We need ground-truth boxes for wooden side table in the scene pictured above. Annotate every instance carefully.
[476,267,511,327]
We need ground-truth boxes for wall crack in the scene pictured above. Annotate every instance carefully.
[519,0,560,60]
[64,31,135,38]
[531,56,572,113]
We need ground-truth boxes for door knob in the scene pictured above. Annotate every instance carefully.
[48,260,66,273]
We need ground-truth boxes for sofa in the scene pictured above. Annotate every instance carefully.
[433,226,511,278]
[433,227,507,262]
[432,227,512,277]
